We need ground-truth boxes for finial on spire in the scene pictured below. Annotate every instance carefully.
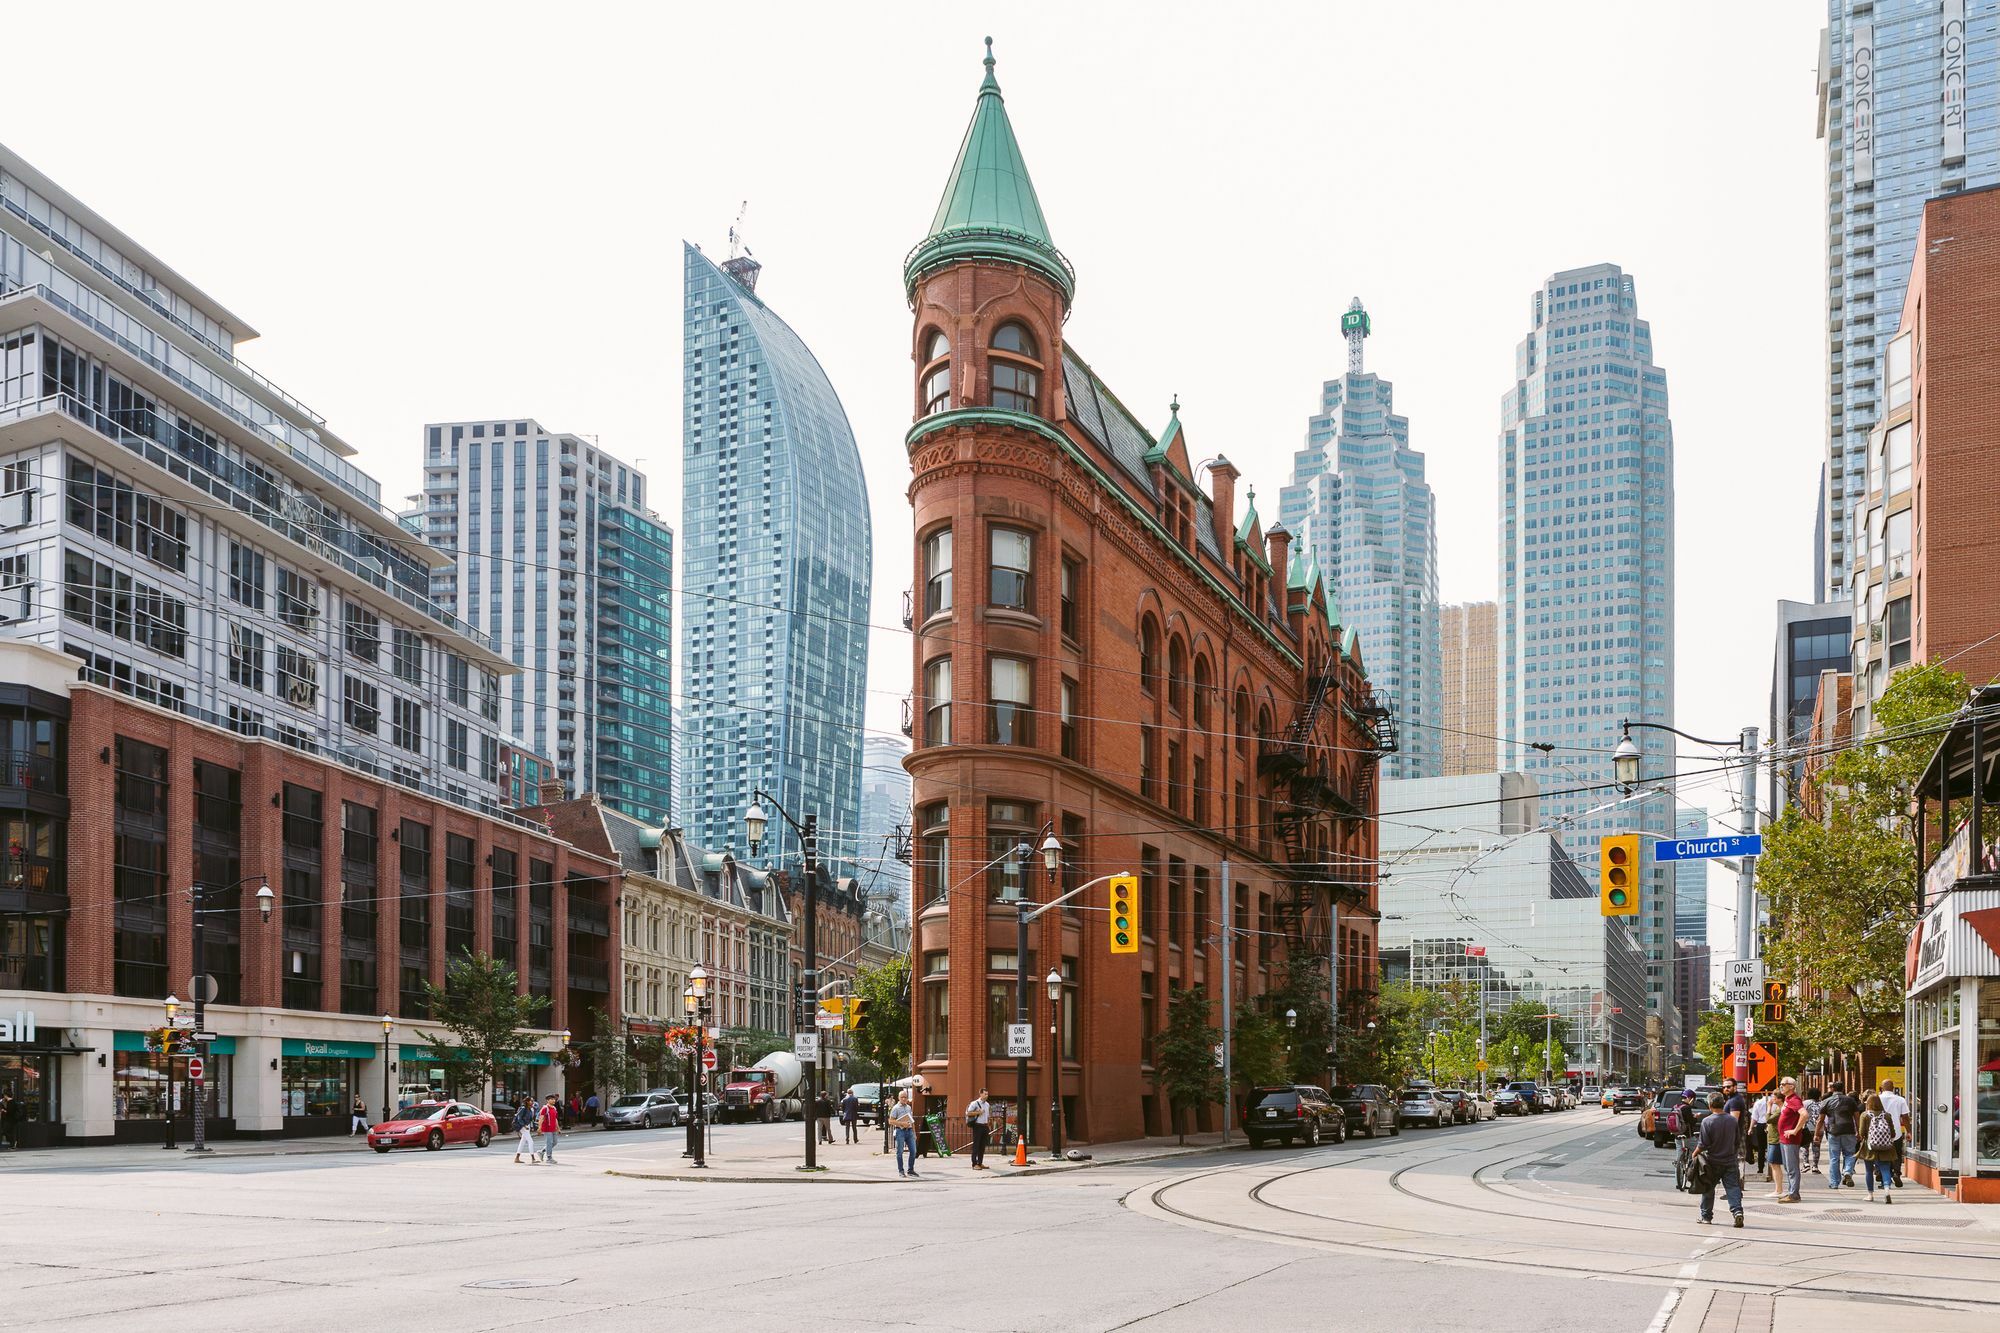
[984,35,994,68]
[1170,394,1180,416]
[981,36,999,91]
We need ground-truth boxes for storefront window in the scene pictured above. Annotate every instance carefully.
[280,1056,353,1117]
[1980,980,2000,1171]
[113,1051,232,1120]
[0,1053,56,1126]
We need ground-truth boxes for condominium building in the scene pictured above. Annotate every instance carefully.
[1278,298,1439,779]
[1673,806,1707,945]
[1815,1,2000,597]
[421,422,674,825]
[1769,598,1851,812]
[1498,262,1678,1057]
[1440,601,1499,775]
[679,245,871,866]
[858,734,912,921]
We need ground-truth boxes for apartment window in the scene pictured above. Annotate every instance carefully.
[1141,617,1161,695]
[276,568,318,632]
[391,698,423,752]
[1191,866,1210,954]
[1140,727,1157,801]
[920,329,951,416]
[339,604,380,664]
[1060,677,1079,760]
[276,648,318,710]
[392,630,423,684]
[1167,638,1186,713]
[227,625,265,692]
[1887,595,1912,668]
[0,554,29,621]
[923,657,952,746]
[918,803,950,905]
[986,800,1037,902]
[1192,753,1208,825]
[1140,845,1160,943]
[445,719,469,771]
[989,527,1032,610]
[1192,656,1211,727]
[1234,689,1249,753]
[990,323,1040,413]
[1167,739,1184,812]
[1887,332,1912,410]
[228,544,265,609]
[445,656,470,706]
[342,675,379,734]
[1887,509,1911,580]
[1885,421,1911,495]
[922,952,950,1058]
[1167,857,1187,951]
[1059,556,1081,641]
[478,671,501,723]
[923,527,953,616]
[988,656,1033,745]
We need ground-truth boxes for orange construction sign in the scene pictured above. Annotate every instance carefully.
[1725,1042,1778,1093]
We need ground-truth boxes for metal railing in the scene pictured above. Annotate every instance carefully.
[0,749,58,790]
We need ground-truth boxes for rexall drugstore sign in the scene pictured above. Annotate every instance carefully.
[0,1010,36,1043]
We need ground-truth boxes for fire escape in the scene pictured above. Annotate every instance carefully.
[1259,671,1397,976]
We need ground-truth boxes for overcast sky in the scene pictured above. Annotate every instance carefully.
[6,1,1827,950]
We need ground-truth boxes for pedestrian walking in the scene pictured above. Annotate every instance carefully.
[1822,1082,1861,1188]
[1774,1077,1804,1203]
[0,1092,14,1149]
[566,1092,582,1129]
[966,1088,992,1170]
[1,1091,23,1150]
[815,1090,835,1144]
[1878,1079,1910,1187]
[512,1100,536,1163]
[537,1093,563,1164]
[1801,1085,1824,1173]
[839,1087,860,1144]
[1858,1092,1897,1203]
[890,1090,920,1178]
[1747,1089,1773,1180]
[585,1091,600,1126]
[1694,1092,1745,1228]
[350,1095,369,1136]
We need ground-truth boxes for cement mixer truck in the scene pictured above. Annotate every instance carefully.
[720,1051,805,1123]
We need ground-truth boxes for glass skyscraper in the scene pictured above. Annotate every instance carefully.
[1278,298,1439,779]
[422,421,675,825]
[1817,0,2000,596]
[679,244,871,866]
[1498,262,1677,1060]
[1673,806,1707,945]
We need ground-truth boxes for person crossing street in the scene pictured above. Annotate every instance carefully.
[890,1090,920,1179]
[512,1100,536,1163]
[966,1088,992,1170]
[840,1087,860,1144]
[536,1093,562,1164]
[1695,1092,1745,1228]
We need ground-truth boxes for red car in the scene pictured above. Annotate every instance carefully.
[367,1100,497,1153]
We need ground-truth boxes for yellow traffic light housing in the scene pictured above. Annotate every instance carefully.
[1599,834,1640,916]
[846,997,870,1031]
[1762,980,1786,1023]
[1109,874,1139,954]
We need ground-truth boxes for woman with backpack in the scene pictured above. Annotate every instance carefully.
[1857,1092,1897,1203]
[512,1100,537,1164]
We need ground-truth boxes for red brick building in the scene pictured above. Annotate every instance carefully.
[901,45,1389,1144]
[1,641,615,1146]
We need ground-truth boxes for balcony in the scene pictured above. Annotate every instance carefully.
[567,954,610,992]
[0,749,59,793]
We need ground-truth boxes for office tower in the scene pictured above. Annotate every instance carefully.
[1498,262,1677,1064]
[1279,298,1440,779]
[422,421,674,825]
[1673,806,1707,944]
[1816,1,2000,597]
[1379,774,1651,1084]
[1673,942,1712,1060]
[680,244,871,865]
[1770,598,1851,813]
[1440,601,1499,775]
[858,734,912,922]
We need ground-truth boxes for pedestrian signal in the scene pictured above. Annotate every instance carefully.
[1762,980,1786,1024]
[1599,834,1640,916]
[1108,874,1139,954]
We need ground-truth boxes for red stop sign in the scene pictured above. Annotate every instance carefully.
[702,1050,717,1071]
[188,1056,205,1083]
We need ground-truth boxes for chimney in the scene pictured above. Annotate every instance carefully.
[1208,455,1239,556]
[1267,525,1291,607]
[537,777,569,805]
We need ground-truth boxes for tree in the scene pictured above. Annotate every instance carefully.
[715,1027,790,1073]
[1264,953,1334,1084]
[1230,1007,1288,1091]
[572,1005,636,1096]
[849,956,911,1081]
[415,950,551,1109]
[1155,986,1223,1144]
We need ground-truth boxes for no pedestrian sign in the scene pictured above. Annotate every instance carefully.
[793,1032,820,1061]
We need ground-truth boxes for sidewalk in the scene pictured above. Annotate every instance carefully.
[602,1130,1241,1184]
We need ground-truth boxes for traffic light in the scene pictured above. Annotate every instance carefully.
[1109,874,1139,954]
[846,997,870,1031]
[1599,833,1640,916]
[1762,980,1787,1023]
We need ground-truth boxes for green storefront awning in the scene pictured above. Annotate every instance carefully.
[398,1044,550,1065]
[113,1031,237,1054]
[280,1038,379,1060]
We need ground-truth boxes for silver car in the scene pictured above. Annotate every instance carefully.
[602,1091,679,1130]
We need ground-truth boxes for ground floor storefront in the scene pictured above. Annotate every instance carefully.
[0,992,568,1146]
[1904,883,2000,1202]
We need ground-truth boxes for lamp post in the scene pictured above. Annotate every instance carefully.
[745,792,821,1172]
[185,876,272,1154]
[1045,967,1063,1160]
[161,994,179,1151]
[380,1014,393,1126]
[684,965,710,1167]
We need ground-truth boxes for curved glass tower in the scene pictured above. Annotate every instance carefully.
[680,243,872,867]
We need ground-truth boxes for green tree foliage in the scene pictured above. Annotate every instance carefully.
[849,957,912,1079]
[415,950,551,1108]
[1759,665,1966,1062]
[572,1005,635,1095]
[1231,1007,1289,1091]
[1265,954,1335,1084]
[1155,986,1224,1144]
[715,1027,791,1074]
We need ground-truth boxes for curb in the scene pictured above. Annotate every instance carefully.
[1008,1141,1245,1176]
[606,1169,899,1185]
[604,1140,1241,1185]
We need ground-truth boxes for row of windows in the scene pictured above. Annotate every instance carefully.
[917,322,1042,417]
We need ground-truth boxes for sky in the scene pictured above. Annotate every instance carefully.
[4,1,1829,954]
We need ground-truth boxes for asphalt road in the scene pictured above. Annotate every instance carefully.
[4,1109,1994,1331]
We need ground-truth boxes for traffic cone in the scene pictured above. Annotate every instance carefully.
[1013,1130,1029,1167]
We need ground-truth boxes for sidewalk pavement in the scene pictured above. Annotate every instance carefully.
[603,1130,1241,1184]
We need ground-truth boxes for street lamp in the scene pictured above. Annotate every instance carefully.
[683,972,711,1168]
[1613,734,1642,790]
[1045,967,1064,1160]
[160,995,180,1150]
[744,790,825,1172]
[380,1015,394,1125]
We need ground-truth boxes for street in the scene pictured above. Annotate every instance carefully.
[5,1109,1996,1331]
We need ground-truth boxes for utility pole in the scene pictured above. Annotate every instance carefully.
[1733,727,1760,1087]
[190,883,210,1154]
[1327,898,1339,1085]
[1477,975,1488,1097]
[802,813,819,1173]
[1219,859,1233,1144]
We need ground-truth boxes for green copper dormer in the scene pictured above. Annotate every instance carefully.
[1288,542,1319,594]
[905,38,1075,304]
[1342,625,1362,664]
[1146,397,1182,464]
[1235,484,1261,546]
[1321,576,1341,628]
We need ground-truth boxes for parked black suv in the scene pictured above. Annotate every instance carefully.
[1244,1085,1348,1149]
[1330,1083,1401,1138]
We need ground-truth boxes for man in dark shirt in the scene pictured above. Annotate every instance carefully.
[1821,1083,1861,1188]
[1721,1078,1749,1165]
[1697,1092,1745,1226]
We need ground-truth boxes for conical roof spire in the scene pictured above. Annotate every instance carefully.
[905,38,1074,303]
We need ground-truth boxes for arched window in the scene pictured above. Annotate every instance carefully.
[1193,656,1211,727]
[1256,706,1271,746]
[1140,616,1161,696]
[1234,688,1249,754]
[920,329,951,416]
[1167,637,1186,714]
[990,322,1041,414]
